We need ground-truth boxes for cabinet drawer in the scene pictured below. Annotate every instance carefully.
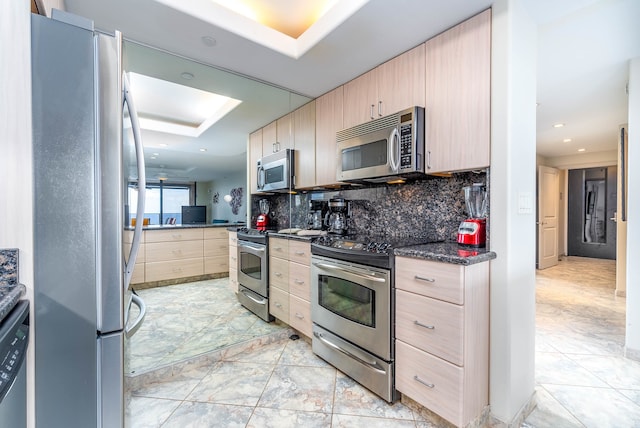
[130,263,145,284]
[145,258,204,282]
[269,286,289,323]
[269,237,289,257]
[204,227,228,240]
[289,261,310,300]
[228,267,238,294]
[205,255,228,274]
[123,230,145,244]
[289,240,310,265]
[204,238,229,257]
[289,294,312,337]
[146,240,203,262]
[269,256,289,291]
[229,232,238,246]
[145,228,203,243]
[229,251,238,272]
[395,257,464,305]
[396,340,463,427]
[396,289,464,366]
[124,242,145,263]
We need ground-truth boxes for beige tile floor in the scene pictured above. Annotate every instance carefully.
[126,257,640,427]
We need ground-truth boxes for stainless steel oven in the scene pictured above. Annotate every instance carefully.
[237,228,273,322]
[310,235,400,403]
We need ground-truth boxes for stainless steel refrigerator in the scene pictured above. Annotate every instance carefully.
[31,10,147,428]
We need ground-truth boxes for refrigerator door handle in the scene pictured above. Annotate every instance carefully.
[125,293,146,338]
[122,73,146,291]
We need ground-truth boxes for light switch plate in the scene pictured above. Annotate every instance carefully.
[518,192,533,214]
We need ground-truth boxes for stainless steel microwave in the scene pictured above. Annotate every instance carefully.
[336,106,425,183]
[257,148,295,192]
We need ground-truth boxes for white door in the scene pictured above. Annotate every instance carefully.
[538,166,559,269]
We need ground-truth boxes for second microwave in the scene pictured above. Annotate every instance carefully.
[257,148,295,192]
[336,106,425,183]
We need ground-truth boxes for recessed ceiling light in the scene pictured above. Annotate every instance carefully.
[152,152,160,156]
[159,143,168,147]
[201,36,217,47]
[578,148,586,152]
[563,138,572,143]
[150,156,157,160]
[180,72,194,80]
[553,123,565,128]
[199,148,207,152]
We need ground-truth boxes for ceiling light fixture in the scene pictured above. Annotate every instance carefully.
[563,138,572,143]
[180,72,194,80]
[199,148,207,152]
[553,123,565,128]
[159,143,168,147]
[578,148,586,152]
[152,152,160,156]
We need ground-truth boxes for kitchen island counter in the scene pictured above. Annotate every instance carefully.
[394,241,496,265]
[126,222,244,231]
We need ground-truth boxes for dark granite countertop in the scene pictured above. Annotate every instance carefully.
[0,283,26,324]
[394,241,496,265]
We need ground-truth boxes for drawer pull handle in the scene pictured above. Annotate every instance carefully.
[275,302,282,309]
[414,320,435,330]
[294,279,305,285]
[274,272,282,277]
[414,275,435,283]
[231,257,237,261]
[294,251,305,256]
[172,234,182,239]
[414,375,434,389]
[295,313,304,319]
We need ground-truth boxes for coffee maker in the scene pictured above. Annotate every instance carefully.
[457,184,487,247]
[256,199,270,231]
[325,198,350,235]
[307,200,328,230]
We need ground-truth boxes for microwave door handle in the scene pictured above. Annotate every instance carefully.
[257,165,265,190]
[389,128,400,172]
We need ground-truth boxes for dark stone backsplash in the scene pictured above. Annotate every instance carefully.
[250,170,489,243]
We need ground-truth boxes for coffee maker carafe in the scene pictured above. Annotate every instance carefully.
[308,200,328,230]
[325,198,350,235]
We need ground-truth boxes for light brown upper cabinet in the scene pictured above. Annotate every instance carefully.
[249,128,263,194]
[343,44,425,129]
[262,114,293,155]
[425,9,491,174]
[315,86,344,187]
[293,101,316,189]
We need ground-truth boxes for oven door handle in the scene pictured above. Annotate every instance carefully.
[312,262,386,283]
[238,241,266,254]
[313,331,386,373]
[241,289,268,305]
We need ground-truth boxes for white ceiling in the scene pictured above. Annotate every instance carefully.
[62,0,640,181]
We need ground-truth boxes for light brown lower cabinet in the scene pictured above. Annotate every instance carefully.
[228,231,238,293]
[395,256,489,428]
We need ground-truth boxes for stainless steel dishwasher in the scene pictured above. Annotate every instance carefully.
[0,300,29,427]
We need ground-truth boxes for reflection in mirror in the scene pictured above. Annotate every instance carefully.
[121,41,311,377]
[122,40,311,225]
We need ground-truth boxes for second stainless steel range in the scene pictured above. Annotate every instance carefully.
[236,228,273,322]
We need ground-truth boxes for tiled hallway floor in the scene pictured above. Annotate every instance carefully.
[525,256,640,428]
[125,257,640,427]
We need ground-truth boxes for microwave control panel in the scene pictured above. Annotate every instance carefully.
[399,122,413,170]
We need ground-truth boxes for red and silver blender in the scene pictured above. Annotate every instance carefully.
[256,199,270,231]
[457,183,487,247]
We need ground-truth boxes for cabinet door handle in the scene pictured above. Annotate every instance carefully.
[295,312,305,320]
[294,279,305,285]
[378,100,382,117]
[274,272,282,277]
[426,150,432,170]
[413,375,434,389]
[275,302,283,309]
[414,320,435,330]
[294,251,305,256]
[414,275,435,283]
[370,104,375,120]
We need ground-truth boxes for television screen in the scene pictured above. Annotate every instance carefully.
[181,205,206,224]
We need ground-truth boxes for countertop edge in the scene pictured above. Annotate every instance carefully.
[126,223,245,231]
[0,283,27,324]
[394,242,497,265]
